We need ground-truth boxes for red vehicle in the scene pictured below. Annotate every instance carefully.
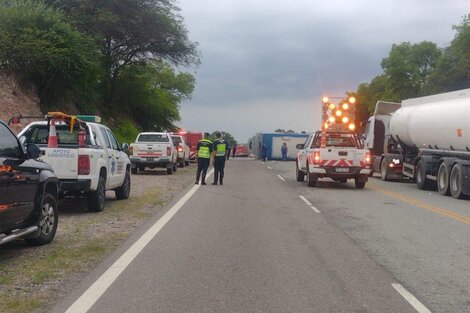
[176,131,202,161]
[235,144,249,157]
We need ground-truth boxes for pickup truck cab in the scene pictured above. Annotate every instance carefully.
[0,120,59,246]
[130,132,178,175]
[18,117,131,212]
[296,131,371,188]
[170,135,190,167]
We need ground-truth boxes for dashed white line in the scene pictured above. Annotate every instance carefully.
[63,171,213,313]
[277,174,286,182]
[299,195,321,213]
[267,166,272,170]
[392,283,432,313]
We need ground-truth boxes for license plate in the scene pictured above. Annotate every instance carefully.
[335,168,349,172]
[147,157,154,161]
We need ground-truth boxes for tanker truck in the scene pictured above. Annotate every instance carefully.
[363,88,470,199]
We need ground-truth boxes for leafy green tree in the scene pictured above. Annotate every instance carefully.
[426,14,470,93]
[47,0,200,108]
[381,41,441,99]
[0,0,101,108]
[210,132,237,145]
[114,61,195,131]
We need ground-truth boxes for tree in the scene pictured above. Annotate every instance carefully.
[426,14,470,93]
[0,0,101,108]
[381,41,441,99]
[114,61,195,131]
[210,132,237,145]
[47,0,200,109]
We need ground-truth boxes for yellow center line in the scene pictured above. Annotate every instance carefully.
[368,184,470,225]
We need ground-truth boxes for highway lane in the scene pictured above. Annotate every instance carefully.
[269,159,470,313]
[53,158,417,313]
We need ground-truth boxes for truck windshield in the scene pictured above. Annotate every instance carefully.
[138,134,169,142]
[24,125,92,145]
[313,133,358,148]
[0,123,22,158]
[171,136,182,145]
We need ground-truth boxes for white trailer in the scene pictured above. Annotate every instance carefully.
[364,88,470,199]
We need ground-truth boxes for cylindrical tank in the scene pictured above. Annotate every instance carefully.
[389,95,470,151]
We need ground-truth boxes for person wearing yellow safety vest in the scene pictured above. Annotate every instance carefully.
[212,131,229,185]
[195,132,213,185]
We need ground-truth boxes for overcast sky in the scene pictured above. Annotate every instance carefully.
[177,0,468,142]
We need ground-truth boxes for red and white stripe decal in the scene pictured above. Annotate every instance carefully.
[319,159,354,167]
[137,153,162,157]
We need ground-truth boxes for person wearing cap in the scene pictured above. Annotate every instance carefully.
[195,132,213,185]
[212,131,229,185]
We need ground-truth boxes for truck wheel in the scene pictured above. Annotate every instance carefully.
[115,170,131,200]
[306,165,317,187]
[88,175,106,212]
[296,162,305,182]
[25,193,58,245]
[416,160,432,190]
[437,162,451,196]
[449,163,464,199]
[380,159,389,181]
[167,164,173,175]
[131,167,137,175]
[355,180,366,189]
[185,160,190,166]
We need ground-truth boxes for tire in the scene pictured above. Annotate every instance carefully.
[416,160,431,190]
[185,160,190,166]
[306,164,317,187]
[88,175,106,212]
[167,165,173,175]
[437,162,451,196]
[25,192,58,245]
[131,167,137,175]
[115,170,131,200]
[179,161,185,168]
[173,163,177,172]
[380,159,389,181]
[296,162,305,182]
[355,180,366,189]
[449,163,464,199]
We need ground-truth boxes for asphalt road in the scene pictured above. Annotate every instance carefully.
[52,158,469,313]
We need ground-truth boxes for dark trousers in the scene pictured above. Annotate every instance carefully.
[196,158,210,183]
[213,156,226,184]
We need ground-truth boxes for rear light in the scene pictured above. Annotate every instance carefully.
[313,151,320,165]
[178,146,183,152]
[166,146,171,156]
[78,155,90,175]
[365,152,371,165]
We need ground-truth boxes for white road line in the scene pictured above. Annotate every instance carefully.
[299,195,321,214]
[392,283,432,313]
[64,170,213,313]
[277,174,286,182]
[267,166,272,170]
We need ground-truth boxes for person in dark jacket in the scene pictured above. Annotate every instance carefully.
[261,143,268,162]
[195,132,213,185]
[281,142,288,161]
[212,132,229,185]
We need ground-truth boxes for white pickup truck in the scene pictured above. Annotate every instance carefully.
[18,117,131,212]
[130,132,178,175]
[296,131,371,188]
[170,134,190,167]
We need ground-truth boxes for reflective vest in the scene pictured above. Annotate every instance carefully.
[215,139,227,157]
[197,139,212,158]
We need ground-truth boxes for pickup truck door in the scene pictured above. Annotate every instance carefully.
[0,124,37,231]
[104,129,125,188]
[299,136,312,170]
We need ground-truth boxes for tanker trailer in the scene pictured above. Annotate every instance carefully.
[388,88,470,199]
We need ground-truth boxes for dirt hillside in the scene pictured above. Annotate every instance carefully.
[0,70,43,133]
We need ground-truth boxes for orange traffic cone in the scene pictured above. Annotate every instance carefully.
[48,118,58,148]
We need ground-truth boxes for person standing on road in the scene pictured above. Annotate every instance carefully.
[281,142,288,161]
[232,144,237,158]
[226,142,231,160]
[212,131,229,185]
[261,143,268,162]
[195,132,213,185]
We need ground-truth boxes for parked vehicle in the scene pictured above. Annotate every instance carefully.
[296,131,371,188]
[0,120,59,246]
[249,132,309,161]
[176,131,202,162]
[363,88,470,199]
[234,144,249,157]
[130,132,177,175]
[170,134,190,167]
[17,113,131,212]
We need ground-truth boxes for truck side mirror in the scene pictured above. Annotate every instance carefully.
[26,144,41,159]
[296,144,304,149]
[121,143,129,151]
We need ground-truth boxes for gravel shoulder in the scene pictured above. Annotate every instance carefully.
[0,165,195,313]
